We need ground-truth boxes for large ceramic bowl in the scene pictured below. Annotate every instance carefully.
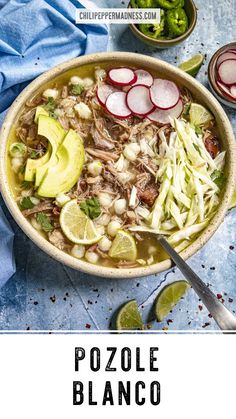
[0,52,235,279]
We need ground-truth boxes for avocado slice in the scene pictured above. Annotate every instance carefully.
[34,115,65,188]
[34,106,49,123]
[37,130,85,198]
[24,149,50,182]
[25,108,51,182]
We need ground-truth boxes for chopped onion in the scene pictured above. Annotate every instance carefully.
[135,206,150,220]
[129,186,137,208]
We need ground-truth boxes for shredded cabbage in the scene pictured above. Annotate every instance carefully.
[129,226,172,236]
[168,221,209,245]
[133,118,225,250]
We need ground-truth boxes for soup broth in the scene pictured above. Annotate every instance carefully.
[7,62,224,269]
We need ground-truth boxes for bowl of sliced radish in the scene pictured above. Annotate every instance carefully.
[208,42,236,109]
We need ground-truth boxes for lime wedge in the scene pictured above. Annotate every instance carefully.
[189,103,213,127]
[60,199,101,245]
[116,300,144,330]
[179,53,204,77]
[108,229,137,261]
[155,280,190,322]
[229,189,236,210]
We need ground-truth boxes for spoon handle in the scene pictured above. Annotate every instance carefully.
[158,236,236,331]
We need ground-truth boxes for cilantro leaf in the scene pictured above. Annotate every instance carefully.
[20,197,35,210]
[36,212,54,232]
[183,103,191,116]
[80,197,101,220]
[44,97,56,116]
[19,163,26,175]
[195,126,203,135]
[211,170,226,189]
[21,180,33,190]
[71,84,84,96]
[29,150,41,159]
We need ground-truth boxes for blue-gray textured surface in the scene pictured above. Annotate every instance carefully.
[0,0,236,331]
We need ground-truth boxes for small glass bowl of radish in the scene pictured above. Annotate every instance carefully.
[208,42,236,109]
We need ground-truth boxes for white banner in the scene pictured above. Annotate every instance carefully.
[0,333,235,418]
[76,8,161,24]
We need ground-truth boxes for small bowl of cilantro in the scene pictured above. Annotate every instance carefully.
[129,0,197,48]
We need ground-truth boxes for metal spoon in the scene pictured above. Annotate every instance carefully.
[157,235,236,331]
[131,227,236,330]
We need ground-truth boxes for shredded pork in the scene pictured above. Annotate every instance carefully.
[12,66,221,268]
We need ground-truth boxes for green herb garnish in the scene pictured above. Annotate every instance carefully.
[19,164,26,175]
[195,126,203,135]
[21,180,33,190]
[29,150,41,159]
[80,197,101,220]
[211,170,226,189]
[71,84,84,96]
[44,97,56,115]
[36,212,54,232]
[183,103,191,116]
[20,197,35,210]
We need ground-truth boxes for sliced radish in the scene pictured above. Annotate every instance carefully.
[108,68,137,86]
[216,80,236,102]
[216,52,236,68]
[230,85,236,98]
[132,69,154,87]
[150,79,180,110]
[126,84,155,116]
[218,59,236,85]
[147,99,183,125]
[97,84,118,106]
[105,91,131,119]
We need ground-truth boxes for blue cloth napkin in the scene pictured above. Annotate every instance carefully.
[0,208,15,284]
[0,0,108,122]
[0,0,109,286]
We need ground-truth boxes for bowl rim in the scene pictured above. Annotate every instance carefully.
[0,51,235,279]
[208,41,236,106]
[128,0,197,46]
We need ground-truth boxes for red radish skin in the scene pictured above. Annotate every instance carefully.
[132,69,154,87]
[150,79,180,110]
[218,59,236,86]
[216,80,236,102]
[126,84,155,116]
[217,52,236,68]
[97,85,118,106]
[108,68,137,86]
[147,99,183,124]
[105,91,132,119]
